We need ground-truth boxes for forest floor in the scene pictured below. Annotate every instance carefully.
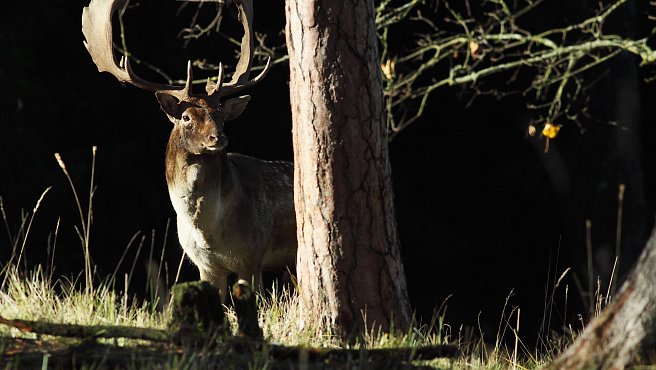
[4,261,656,369]
[0,265,545,369]
[0,335,461,369]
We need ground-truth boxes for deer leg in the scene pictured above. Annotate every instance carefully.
[200,268,229,302]
[236,267,263,296]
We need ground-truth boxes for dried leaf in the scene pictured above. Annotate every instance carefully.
[381,59,396,80]
[469,40,479,57]
[542,123,561,139]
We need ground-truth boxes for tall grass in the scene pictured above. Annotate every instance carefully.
[0,147,168,339]
[0,265,167,335]
[54,148,95,295]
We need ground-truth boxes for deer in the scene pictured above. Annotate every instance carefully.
[81,0,297,300]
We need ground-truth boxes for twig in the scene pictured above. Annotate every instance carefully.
[378,0,656,139]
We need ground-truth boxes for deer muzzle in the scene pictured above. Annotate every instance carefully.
[205,134,228,152]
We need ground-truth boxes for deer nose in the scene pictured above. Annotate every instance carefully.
[207,134,227,150]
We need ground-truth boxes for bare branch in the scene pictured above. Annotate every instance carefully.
[377,0,656,140]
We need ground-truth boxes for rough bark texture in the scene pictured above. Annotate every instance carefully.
[550,225,656,369]
[285,0,412,338]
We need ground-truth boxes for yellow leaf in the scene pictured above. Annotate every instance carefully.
[381,59,395,80]
[542,123,561,139]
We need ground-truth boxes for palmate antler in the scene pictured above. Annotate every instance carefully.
[81,0,270,101]
[204,0,271,98]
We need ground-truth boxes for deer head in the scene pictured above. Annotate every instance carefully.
[81,0,270,154]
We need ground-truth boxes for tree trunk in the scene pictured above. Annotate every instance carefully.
[550,225,656,369]
[285,0,412,338]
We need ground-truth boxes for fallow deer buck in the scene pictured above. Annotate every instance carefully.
[82,0,297,300]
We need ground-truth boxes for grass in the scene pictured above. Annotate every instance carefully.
[0,262,553,369]
[0,239,558,369]
[0,148,589,369]
[0,265,167,334]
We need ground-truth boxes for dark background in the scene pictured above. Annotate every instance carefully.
[1,0,654,345]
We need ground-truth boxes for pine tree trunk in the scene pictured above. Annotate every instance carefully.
[285,0,412,338]
[550,225,656,369]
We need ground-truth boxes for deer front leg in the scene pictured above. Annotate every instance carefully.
[200,268,229,302]
[236,267,263,296]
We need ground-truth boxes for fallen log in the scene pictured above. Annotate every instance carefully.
[0,315,170,342]
[0,336,456,369]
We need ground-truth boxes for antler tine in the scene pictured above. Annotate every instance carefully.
[220,56,271,97]
[167,60,194,100]
[186,60,194,92]
[206,62,224,96]
[82,0,190,98]
[217,62,225,92]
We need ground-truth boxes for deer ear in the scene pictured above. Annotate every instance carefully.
[223,95,251,121]
[156,92,181,119]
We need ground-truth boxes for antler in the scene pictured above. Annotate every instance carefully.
[205,0,271,98]
[82,0,269,101]
[82,0,193,100]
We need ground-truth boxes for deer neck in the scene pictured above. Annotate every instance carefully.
[165,131,234,225]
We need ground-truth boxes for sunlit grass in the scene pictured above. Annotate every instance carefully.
[0,265,168,335]
[0,257,563,369]
[0,244,559,369]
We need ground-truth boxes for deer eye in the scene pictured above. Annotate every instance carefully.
[182,115,190,122]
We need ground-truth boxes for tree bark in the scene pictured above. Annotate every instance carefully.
[285,0,412,338]
[550,225,656,369]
